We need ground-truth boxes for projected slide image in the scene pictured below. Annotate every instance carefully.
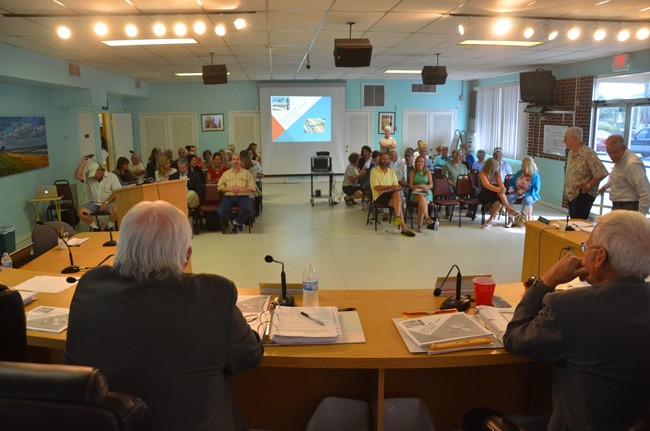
[271,95,331,142]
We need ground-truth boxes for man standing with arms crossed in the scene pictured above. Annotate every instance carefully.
[563,126,608,219]
[598,134,650,214]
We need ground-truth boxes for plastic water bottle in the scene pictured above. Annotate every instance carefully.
[58,232,69,249]
[1,252,12,269]
[302,263,319,307]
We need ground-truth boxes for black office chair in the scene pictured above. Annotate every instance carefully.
[0,361,151,431]
[0,285,26,362]
[31,221,75,258]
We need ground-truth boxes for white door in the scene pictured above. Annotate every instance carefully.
[228,111,260,154]
[77,111,96,158]
[403,109,456,155]
[139,113,197,158]
[345,110,372,155]
[111,113,134,161]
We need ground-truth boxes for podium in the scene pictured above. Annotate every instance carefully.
[114,180,188,224]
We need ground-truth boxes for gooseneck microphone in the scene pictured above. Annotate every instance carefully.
[37,221,79,274]
[96,219,117,247]
[264,255,294,306]
[433,264,470,311]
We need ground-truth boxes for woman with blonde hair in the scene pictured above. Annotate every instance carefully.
[409,155,435,232]
[155,155,176,182]
[478,158,522,229]
[506,156,540,226]
[379,125,397,151]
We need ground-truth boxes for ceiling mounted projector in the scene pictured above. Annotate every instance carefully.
[334,22,372,67]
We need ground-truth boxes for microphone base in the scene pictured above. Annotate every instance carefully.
[440,295,470,310]
[61,265,80,274]
[103,240,117,247]
[279,295,295,307]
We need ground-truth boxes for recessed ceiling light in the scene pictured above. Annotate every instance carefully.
[567,26,581,40]
[594,28,607,41]
[174,23,187,37]
[636,27,650,40]
[215,23,226,36]
[493,18,512,36]
[459,40,544,47]
[102,38,197,47]
[57,26,71,39]
[153,23,166,37]
[193,21,206,35]
[617,29,630,41]
[523,26,535,39]
[94,22,108,37]
[125,24,138,38]
[234,18,247,30]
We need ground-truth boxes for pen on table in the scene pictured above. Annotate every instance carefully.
[300,311,325,326]
[402,309,457,318]
[338,307,356,312]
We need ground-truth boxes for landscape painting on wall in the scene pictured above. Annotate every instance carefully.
[0,116,49,177]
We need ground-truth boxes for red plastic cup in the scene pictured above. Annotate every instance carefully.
[473,277,497,306]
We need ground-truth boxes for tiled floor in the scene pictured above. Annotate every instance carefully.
[190,181,566,291]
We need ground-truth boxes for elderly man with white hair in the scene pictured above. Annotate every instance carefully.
[74,155,121,231]
[465,210,650,430]
[66,200,264,431]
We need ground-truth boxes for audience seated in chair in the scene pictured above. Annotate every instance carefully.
[217,153,256,234]
[370,153,415,237]
[464,211,650,430]
[74,156,121,231]
[478,158,522,229]
[505,156,540,227]
[206,152,229,184]
[65,200,263,431]
[112,156,139,186]
[408,156,435,233]
[169,157,204,212]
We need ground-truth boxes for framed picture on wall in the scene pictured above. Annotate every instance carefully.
[201,113,224,132]
[378,112,395,133]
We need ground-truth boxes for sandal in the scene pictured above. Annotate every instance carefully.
[505,217,513,228]
[424,217,435,225]
[481,223,492,229]
[417,225,423,233]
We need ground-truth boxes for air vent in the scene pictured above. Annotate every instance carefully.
[411,84,438,93]
[363,85,385,107]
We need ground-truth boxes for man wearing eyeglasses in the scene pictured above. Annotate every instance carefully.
[470,211,650,430]
[597,134,650,215]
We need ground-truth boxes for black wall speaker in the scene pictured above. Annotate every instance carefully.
[202,65,228,85]
[421,66,448,85]
[333,39,372,67]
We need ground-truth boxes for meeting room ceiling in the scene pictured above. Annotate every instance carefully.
[1,0,649,84]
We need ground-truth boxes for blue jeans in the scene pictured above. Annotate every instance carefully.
[218,195,253,225]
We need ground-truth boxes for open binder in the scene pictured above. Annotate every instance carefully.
[394,306,513,355]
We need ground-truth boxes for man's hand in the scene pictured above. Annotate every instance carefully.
[597,186,606,196]
[540,254,589,289]
[579,183,591,193]
[99,202,108,212]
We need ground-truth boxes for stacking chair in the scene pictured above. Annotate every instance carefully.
[9,243,33,268]
[405,190,433,229]
[46,180,78,226]
[432,176,460,225]
[0,361,151,431]
[456,175,483,226]
[195,184,221,234]
[366,197,394,231]
[220,196,254,234]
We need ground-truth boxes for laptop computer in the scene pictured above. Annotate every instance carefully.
[35,185,58,199]
[434,273,492,296]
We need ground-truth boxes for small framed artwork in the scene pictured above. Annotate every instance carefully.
[378,112,396,133]
[201,113,224,132]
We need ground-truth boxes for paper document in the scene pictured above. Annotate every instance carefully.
[67,237,89,246]
[18,290,37,304]
[12,276,74,293]
[237,295,271,338]
[270,306,341,344]
[25,306,69,333]
[395,312,493,348]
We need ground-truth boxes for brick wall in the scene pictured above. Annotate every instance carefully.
[525,76,594,160]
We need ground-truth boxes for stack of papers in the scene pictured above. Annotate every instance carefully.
[473,305,513,343]
[18,290,36,305]
[270,306,341,345]
[25,306,69,333]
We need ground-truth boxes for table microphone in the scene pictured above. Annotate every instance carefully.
[37,221,79,274]
[97,220,117,247]
[264,255,294,306]
[433,264,470,312]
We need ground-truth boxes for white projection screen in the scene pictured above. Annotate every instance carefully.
[259,82,346,175]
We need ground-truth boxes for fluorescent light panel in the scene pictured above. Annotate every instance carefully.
[384,70,421,74]
[460,39,545,47]
[175,72,231,76]
[102,38,197,46]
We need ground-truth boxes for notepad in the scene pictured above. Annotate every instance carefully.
[25,306,69,333]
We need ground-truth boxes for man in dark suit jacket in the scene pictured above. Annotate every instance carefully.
[170,156,204,208]
[469,210,650,430]
[65,200,264,431]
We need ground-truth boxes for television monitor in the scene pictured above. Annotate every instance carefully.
[519,70,556,105]
[311,156,332,173]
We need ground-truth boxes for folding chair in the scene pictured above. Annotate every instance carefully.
[432,176,460,225]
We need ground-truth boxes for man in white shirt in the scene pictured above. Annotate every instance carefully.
[492,147,512,180]
[598,134,650,214]
[74,156,122,231]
